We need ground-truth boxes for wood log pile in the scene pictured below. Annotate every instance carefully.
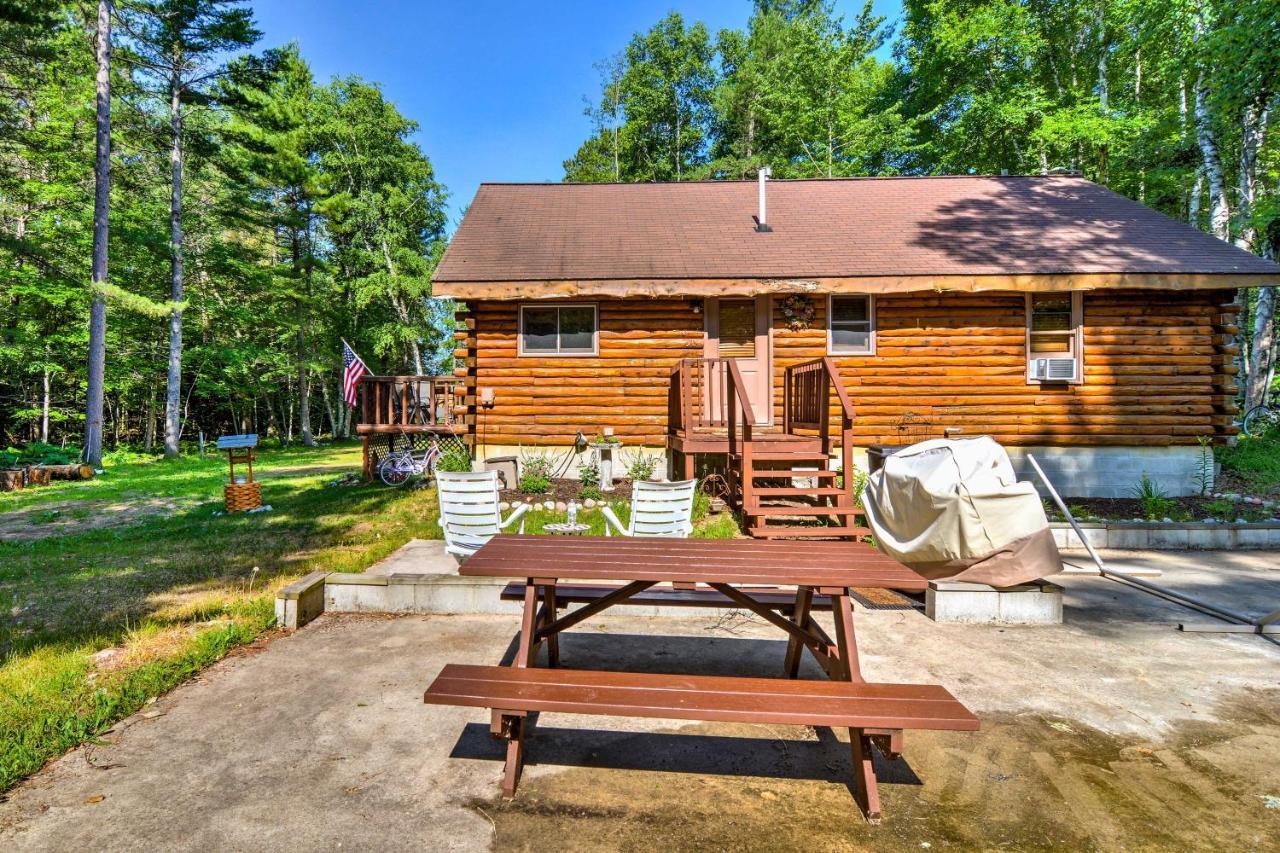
[0,462,95,492]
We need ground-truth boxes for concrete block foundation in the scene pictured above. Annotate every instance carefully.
[926,579,1064,625]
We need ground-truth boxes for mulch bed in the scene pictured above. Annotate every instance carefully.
[1053,495,1279,523]
[501,478,633,505]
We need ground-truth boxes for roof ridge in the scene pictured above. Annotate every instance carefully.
[476,174,1090,188]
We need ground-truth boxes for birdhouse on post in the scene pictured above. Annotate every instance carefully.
[217,434,261,512]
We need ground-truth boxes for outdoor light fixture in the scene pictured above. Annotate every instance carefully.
[479,387,496,409]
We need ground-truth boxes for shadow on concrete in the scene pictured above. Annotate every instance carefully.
[449,723,922,791]
[496,631,834,680]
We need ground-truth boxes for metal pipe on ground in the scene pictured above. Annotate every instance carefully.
[1025,454,1277,636]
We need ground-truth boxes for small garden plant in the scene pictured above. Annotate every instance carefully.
[517,450,555,494]
[578,459,602,501]
[1131,473,1175,520]
[624,449,657,482]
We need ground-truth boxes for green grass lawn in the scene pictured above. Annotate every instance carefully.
[1217,427,1280,496]
[0,442,740,792]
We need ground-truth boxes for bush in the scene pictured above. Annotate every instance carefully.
[1217,430,1280,494]
[625,450,657,482]
[579,485,602,502]
[433,439,472,474]
[1131,473,1175,520]
[1,443,80,467]
[578,459,600,489]
[517,449,556,494]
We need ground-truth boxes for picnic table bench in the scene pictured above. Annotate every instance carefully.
[424,535,978,823]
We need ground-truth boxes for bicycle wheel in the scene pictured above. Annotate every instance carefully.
[1242,405,1279,437]
[378,453,412,486]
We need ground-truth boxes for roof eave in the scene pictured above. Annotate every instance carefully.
[433,272,1275,300]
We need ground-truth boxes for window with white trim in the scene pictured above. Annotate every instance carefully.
[519,304,598,356]
[1026,292,1083,383]
[828,295,875,355]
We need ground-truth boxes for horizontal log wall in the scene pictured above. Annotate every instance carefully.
[462,299,703,446]
[773,289,1238,446]
[461,290,1237,448]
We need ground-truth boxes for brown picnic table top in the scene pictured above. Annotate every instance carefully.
[459,534,927,591]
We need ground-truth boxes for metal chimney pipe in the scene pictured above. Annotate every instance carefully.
[755,166,772,232]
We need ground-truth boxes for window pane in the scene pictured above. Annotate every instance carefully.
[558,306,596,352]
[832,326,870,352]
[522,307,558,352]
[717,300,756,358]
[1031,295,1072,332]
[831,296,869,323]
[1030,333,1072,353]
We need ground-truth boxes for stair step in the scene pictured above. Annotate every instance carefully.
[749,505,864,517]
[749,469,839,479]
[749,525,873,539]
[752,486,847,497]
[748,451,832,461]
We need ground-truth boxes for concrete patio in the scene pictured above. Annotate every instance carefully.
[2,552,1277,851]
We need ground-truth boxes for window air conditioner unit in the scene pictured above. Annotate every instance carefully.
[1031,357,1077,382]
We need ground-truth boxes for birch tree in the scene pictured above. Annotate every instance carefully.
[120,0,258,458]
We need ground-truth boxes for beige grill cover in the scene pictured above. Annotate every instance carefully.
[861,437,1062,586]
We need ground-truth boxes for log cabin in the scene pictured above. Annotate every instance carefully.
[420,175,1279,539]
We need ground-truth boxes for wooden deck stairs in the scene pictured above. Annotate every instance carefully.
[670,357,871,542]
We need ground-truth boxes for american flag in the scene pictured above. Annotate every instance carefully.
[341,340,368,407]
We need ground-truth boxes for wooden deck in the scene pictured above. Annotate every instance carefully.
[668,357,869,541]
[356,375,465,477]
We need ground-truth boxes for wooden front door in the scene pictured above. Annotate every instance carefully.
[706,296,772,425]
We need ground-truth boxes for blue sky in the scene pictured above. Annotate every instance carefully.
[252,0,904,227]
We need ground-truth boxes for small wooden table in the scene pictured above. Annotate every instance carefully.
[446,534,954,819]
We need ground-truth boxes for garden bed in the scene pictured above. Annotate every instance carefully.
[1050,493,1280,524]
[500,477,634,508]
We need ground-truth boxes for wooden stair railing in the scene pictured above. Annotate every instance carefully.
[746,357,867,540]
[357,375,463,433]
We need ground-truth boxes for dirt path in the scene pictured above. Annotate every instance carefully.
[0,497,191,543]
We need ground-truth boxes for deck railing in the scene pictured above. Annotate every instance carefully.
[669,358,757,435]
[357,375,463,433]
[784,356,856,481]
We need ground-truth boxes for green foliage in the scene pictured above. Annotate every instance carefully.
[1194,436,1215,496]
[517,451,555,494]
[624,450,658,482]
[0,443,79,467]
[579,485,602,502]
[433,440,472,474]
[578,459,601,489]
[1217,429,1280,494]
[1131,473,1175,520]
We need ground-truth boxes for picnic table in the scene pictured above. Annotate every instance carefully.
[424,534,978,823]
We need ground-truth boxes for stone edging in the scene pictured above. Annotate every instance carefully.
[1051,521,1280,550]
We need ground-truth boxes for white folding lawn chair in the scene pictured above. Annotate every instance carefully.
[436,470,530,558]
[602,479,697,538]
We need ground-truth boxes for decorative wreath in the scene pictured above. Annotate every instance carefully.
[779,294,816,331]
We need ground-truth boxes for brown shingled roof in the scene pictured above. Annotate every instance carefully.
[435,176,1279,283]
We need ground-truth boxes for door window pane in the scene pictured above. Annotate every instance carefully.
[718,300,756,358]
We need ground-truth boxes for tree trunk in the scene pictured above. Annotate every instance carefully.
[321,379,338,438]
[164,72,184,459]
[144,382,155,451]
[1234,101,1270,253]
[1245,285,1276,410]
[292,222,315,446]
[381,236,424,374]
[83,0,111,468]
[39,367,49,443]
[1192,72,1230,241]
